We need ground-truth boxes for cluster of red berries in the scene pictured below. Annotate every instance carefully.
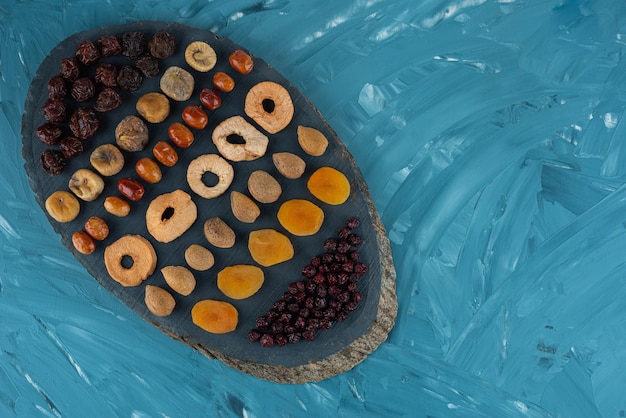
[249,217,367,347]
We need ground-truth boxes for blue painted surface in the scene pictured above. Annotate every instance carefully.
[1,0,626,416]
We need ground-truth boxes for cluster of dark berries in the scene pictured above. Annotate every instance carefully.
[37,30,176,176]
[249,217,368,348]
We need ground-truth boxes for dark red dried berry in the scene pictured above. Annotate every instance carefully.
[322,252,334,264]
[316,284,327,298]
[94,63,118,87]
[255,316,269,330]
[298,308,310,319]
[324,308,336,320]
[75,40,100,66]
[354,262,368,276]
[338,226,351,239]
[135,54,159,77]
[272,299,286,311]
[287,282,298,294]
[40,149,66,176]
[337,240,351,253]
[270,322,284,335]
[353,292,363,303]
[323,238,337,251]
[294,316,306,330]
[345,302,358,312]
[248,330,261,343]
[313,273,326,285]
[41,99,66,123]
[329,285,341,297]
[71,77,95,102]
[348,233,362,247]
[36,123,62,146]
[48,75,67,99]
[69,107,99,139]
[116,65,142,91]
[336,311,348,322]
[59,136,84,159]
[279,313,292,324]
[148,29,176,59]
[95,88,122,112]
[259,333,274,347]
[342,262,354,273]
[310,256,321,267]
[305,281,316,294]
[287,303,300,314]
[275,334,288,347]
[349,251,360,262]
[301,264,316,278]
[60,57,80,80]
[98,35,122,57]
[122,31,146,59]
[338,291,351,303]
[319,319,332,330]
[335,253,348,263]
[347,216,360,230]
[287,333,301,344]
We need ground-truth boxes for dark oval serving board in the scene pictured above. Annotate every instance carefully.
[21,21,397,383]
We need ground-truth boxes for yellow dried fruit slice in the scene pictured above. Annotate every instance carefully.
[217,265,264,300]
[277,199,324,236]
[307,166,350,205]
[248,229,294,267]
[192,300,238,334]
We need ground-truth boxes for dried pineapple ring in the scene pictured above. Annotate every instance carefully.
[212,116,269,162]
[244,81,294,134]
[187,154,234,199]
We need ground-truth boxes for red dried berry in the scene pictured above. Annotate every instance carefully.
[75,39,100,66]
[70,77,95,102]
[60,57,80,81]
[59,136,84,159]
[98,35,121,57]
[95,88,122,112]
[94,63,118,87]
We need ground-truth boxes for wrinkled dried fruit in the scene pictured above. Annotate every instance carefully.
[168,122,194,148]
[136,92,170,123]
[36,123,62,146]
[69,107,99,139]
[135,54,159,77]
[229,49,254,74]
[192,300,238,334]
[217,265,264,300]
[213,71,235,92]
[40,149,66,175]
[199,87,221,110]
[84,216,109,241]
[72,230,96,255]
[160,66,194,101]
[41,98,66,123]
[60,57,80,81]
[277,199,324,236]
[94,62,118,87]
[307,167,351,205]
[69,168,105,201]
[185,41,217,72]
[148,30,176,59]
[152,140,178,167]
[135,157,162,183]
[182,105,208,129]
[161,265,196,296]
[45,190,80,222]
[98,35,121,57]
[90,143,124,176]
[75,39,100,66]
[94,87,122,112]
[115,115,149,152]
[59,136,84,159]
[117,177,145,201]
[122,31,146,59]
[248,229,294,267]
[117,65,143,91]
[104,196,131,217]
[145,285,175,317]
[47,75,67,99]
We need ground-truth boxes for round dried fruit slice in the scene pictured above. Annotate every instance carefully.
[146,190,198,243]
[185,41,217,72]
[104,234,157,287]
[244,81,294,134]
[186,154,234,199]
[212,116,269,162]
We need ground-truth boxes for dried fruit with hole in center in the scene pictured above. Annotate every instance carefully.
[217,265,264,300]
[45,190,80,223]
[203,217,235,249]
[160,66,194,101]
[185,244,215,271]
[272,152,306,179]
[277,199,324,236]
[192,300,238,334]
[116,115,149,152]
[247,170,282,204]
[146,189,198,243]
[244,81,294,134]
[136,92,170,123]
[145,285,175,317]
[230,191,260,224]
[212,116,269,162]
[161,265,196,296]
[297,125,329,156]
[187,154,234,199]
[104,234,157,287]
[248,229,294,267]
[307,166,351,205]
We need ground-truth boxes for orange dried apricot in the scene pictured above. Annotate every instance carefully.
[248,229,294,267]
[277,199,324,236]
[192,299,238,334]
[307,166,350,205]
[217,265,264,300]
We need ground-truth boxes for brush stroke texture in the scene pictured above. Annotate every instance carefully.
[2,0,626,416]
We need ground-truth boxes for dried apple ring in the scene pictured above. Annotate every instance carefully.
[146,190,198,243]
[212,116,269,162]
[187,154,234,199]
[104,234,157,287]
[244,81,294,134]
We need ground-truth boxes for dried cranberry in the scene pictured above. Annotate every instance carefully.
[329,285,341,297]
[347,216,360,229]
[41,99,66,123]
[60,57,80,80]
[35,123,62,146]
[135,54,159,77]
[335,253,348,263]
[353,292,363,303]
[354,262,368,276]
[94,63,118,87]
[338,226,351,239]
[71,77,95,102]
[59,136,83,158]
[323,238,337,251]
[310,256,321,267]
[349,251,360,262]
[98,35,121,57]
[69,107,99,139]
[275,334,288,347]
[47,75,67,99]
[122,31,146,59]
[116,65,142,91]
[298,308,310,319]
[287,303,300,314]
[319,319,332,330]
[287,333,301,344]
[294,316,306,330]
[322,252,334,264]
[337,240,351,253]
[301,264,316,278]
[75,39,100,66]
[40,149,66,176]
[95,88,122,112]
[279,313,292,324]
[255,316,269,330]
[272,300,286,311]
[316,284,327,298]
[348,233,362,247]
[287,282,298,294]
[248,330,261,343]
[336,311,348,322]
[148,30,176,59]
[259,333,274,347]
[270,322,284,335]
[313,273,325,285]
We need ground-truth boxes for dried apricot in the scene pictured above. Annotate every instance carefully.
[248,229,294,267]
[307,167,350,205]
[217,265,264,300]
[277,199,324,236]
[192,299,238,334]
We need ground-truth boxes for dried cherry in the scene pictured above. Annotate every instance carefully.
[36,123,62,146]
[199,88,221,110]
[59,136,84,159]
[47,75,67,99]
[84,216,109,241]
[69,107,99,140]
[229,49,254,74]
[70,77,95,102]
[116,65,142,91]
[98,35,122,57]
[94,63,118,87]
[60,57,80,81]
[41,98,66,123]
[40,149,66,176]
[75,39,100,66]
[148,30,176,59]
[135,54,159,77]
[95,88,122,112]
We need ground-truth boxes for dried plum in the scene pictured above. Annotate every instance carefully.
[35,123,62,146]
[40,149,66,176]
[47,75,67,99]
[59,57,80,81]
[95,87,122,112]
[97,34,121,57]
[135,54,159,77]
[59,136,84,159]
[70,77,95,102]
[41,98,66,123]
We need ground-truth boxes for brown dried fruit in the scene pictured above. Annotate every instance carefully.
[40,149,66,175]
[213,71,235,92]
[161,265,196,296]
[117,65,143,91]
[153,141,178,167]
[185,244,215,271]
[148,30,176,59]
[117,177,145,201]
[136,92,170,123]
[69,107,99,139]
[36,123,62,146]
[59,136,84,159]
[230,191,260,224]
[185,41,217,72]
[182,105,208,129]
[94,62,118,87]
[121,31,146,59]
[160,66,194,101]
[60,57,80,81]
[94,87,122,112]
[244,81,294,134]
[203,217,236,249]
[41,98,66,123]
[135,157,162,184]
[248,229,294,267]
[229,49,254,74]
[199,87,221,110]
[145,285,175,317]
[48,75,67,99]
[69,168,105,202]
[84,216,109,241]
[98,35,122,57]
[115,115,149,152]
[168,122,194,148]
[272,152,306,179]
[75,39,100,66]
[217,265,264,300]
[90,143,124,176]
[211,116,269,162]
[146,190,197,243]
[135,54,159,77]
[72,230,96,255]
[297,125,329,156]
[247,170,282,203]
[45,190,80,222]
[104,234,157,287]
[104,196,131,217]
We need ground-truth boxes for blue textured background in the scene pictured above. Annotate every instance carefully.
[2,0,626,416]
